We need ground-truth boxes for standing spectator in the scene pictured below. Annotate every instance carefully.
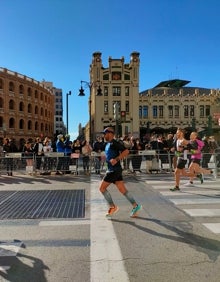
[150,135,159,152]
[33,137,44,171]
[209,136,218,154]
[144,141,153,173]
[71,139,82,174]
[131,138,144,173]
[165,133,175,170]
[56,134,65,174]
[157,135,167,169]
[81,140,92,175]
[23,141,34,167]
[9,138,18,153]
[43,139,53,173]
[93,136,105,174]
[122,136,132,171]
[3,137,13,176]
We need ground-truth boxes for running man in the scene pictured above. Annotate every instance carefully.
[99,127,142,217]
[170,128,196,191]
[185,131,213,185]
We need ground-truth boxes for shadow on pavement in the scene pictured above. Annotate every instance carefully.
[0,174,94,186]
[112,216,220,262]
[0,252,49,282]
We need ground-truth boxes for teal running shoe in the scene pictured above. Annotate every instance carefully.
[130,204,142,218]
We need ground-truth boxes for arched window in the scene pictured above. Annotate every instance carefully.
[35,121,38,131]
[35,106,38,114]
[40,92,43,101]
[41,123,44,131]
[19,102,24,111]
[28,103,32,113]
[28,120,32,130]
[19,84,24,94]
[41,107,44,116]
[19,119,24,129]
[9,118,15,128]
[0,79,3,89]
[35,90,38,99]
[0,97,3,108]
[27,87,32,97]
[45,109,47,117]
[9,99,15,110]
[9,81,14,92]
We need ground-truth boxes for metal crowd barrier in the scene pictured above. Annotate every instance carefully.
[0,151,219,178]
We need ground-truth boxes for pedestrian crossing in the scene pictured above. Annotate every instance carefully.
[146,177,220,234]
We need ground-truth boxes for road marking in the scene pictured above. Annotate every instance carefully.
[146,180,219,189]
[183,209,220,217]
[90,178,129,282]
[169,198,220,205]
[39,219,90,226]
[203,223,220,234]
[161,190,220,196]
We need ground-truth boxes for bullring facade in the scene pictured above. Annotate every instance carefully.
[0,67,54,146]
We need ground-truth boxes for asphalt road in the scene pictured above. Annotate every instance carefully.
[0,172,220,282]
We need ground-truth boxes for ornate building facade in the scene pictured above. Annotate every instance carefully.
[87,51,140,141]
[0,68,55,147]
[85,52,220,141]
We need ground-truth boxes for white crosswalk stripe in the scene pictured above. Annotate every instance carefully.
[146,177,220,234]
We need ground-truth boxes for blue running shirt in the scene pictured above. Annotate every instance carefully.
[105,139,126,172]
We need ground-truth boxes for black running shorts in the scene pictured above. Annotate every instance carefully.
[177,158,187,169]
[103,170,123,183]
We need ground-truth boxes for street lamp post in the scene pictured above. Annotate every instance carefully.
[66,91,71,134]
[78,80,102,143]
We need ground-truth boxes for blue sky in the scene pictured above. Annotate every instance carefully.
[1,0,220,140]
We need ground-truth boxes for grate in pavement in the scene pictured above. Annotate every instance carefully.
[0,190,85,219]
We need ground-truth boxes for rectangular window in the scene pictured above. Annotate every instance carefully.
[174,105,179,118]
[159,105,163,118]
[125,101,129,112]
[153,106,157,118]
[168,105,173,118]
[125,86,129,96]
[112,86,121,96]
[104,86,108,96]
[184,105,189,117]
[200,105,204,117]
[143,106,148,118]
[205,105,210,116]
[113,101,121,113]
[190,105,194,117]
[104,101,108,113]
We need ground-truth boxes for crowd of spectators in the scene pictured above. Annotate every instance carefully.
[0,131,219,175]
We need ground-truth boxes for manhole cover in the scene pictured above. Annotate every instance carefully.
[0,190,85,219]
